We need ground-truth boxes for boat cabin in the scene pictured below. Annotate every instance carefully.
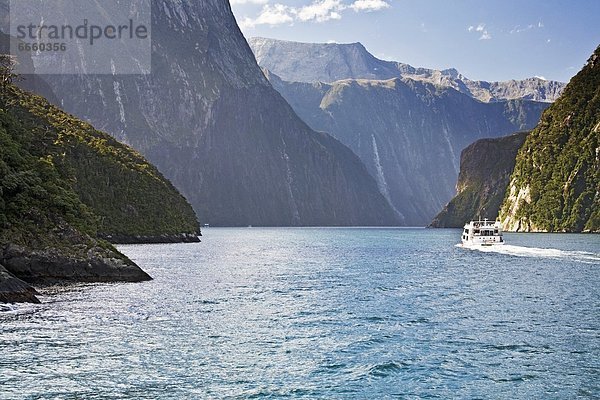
[461,219,504,246]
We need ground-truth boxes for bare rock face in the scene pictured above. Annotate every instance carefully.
[247,38,564,225]
[18,0,399,226]
[248,37,566,103]
[266,70,549,225]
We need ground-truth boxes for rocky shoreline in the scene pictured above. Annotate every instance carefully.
[0,243,152,304]
[0,232,204,304]
[100,232,201,244]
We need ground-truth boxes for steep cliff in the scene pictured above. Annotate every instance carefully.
[18,0,399,226]
[266,70,548,225]
[249,37,565,103]
[500,46,600,232]
[430,131,529,228]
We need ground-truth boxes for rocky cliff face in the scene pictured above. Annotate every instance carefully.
[500,46,600,232]
[266,70,549,225]
[249,37,566,103]
[14,0,399,226]
[430,131,529,228]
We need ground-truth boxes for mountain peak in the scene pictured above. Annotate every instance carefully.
[248,36,398,84]
[248,37,566,103]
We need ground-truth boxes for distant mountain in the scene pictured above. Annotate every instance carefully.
[430,131,529,228]
[249,37,566,103]
[500,46,600,232]
[13,0,399,227]
[264,68,549,225]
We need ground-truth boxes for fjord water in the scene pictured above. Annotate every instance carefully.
[1,228,598,399]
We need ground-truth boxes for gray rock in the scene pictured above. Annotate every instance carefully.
[0,263,40,304]
[1,244,151,284]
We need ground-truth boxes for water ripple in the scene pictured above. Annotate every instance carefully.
[1,228,598,399]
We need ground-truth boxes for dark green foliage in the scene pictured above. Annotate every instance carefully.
[0,84,199,239]
[0,101,98,249]
[501,46,600,232]
[430,131,529,228]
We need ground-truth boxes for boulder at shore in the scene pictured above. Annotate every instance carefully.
[0,264,40,304]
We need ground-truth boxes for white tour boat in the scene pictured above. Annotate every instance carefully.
[461,219,504,246]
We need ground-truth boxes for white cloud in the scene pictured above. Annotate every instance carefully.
[467,23,491,40]
[230,0,269,4]
[510,21,544,34]
[239,3,294,29]
[297,0,345,22]
[534,75,546,80]
[238,0,390,29]
[349,0,390,12]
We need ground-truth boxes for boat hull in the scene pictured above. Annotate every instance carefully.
[460,241,505,248]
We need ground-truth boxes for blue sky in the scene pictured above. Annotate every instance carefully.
[231,0,600,82]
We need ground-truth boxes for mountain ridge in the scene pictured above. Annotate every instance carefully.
[249,37,566,103]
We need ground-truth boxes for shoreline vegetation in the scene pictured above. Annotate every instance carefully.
[0,78,200,303]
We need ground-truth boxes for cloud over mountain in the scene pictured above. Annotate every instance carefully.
[239,0,391,29]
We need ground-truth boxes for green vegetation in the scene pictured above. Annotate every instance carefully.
[0,93,99,250]
[500,46,600,232]
[1,84,199,239]
[430,131,528,228]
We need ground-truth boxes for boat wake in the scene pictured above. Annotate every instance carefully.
[458,244,600,264]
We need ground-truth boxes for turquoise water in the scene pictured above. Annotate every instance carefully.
[1,228,599,399]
